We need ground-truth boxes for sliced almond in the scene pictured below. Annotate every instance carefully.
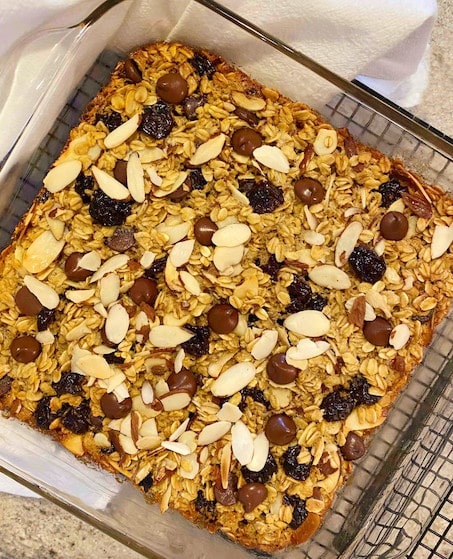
[22,230,65,274]
[90,254,129,283]
[161,441,192,455]
[250,330,278,360]
[140,250,157,269]
[66,321,92,342]
[220,443,232,489]
[213,245,244,273]
[23,275,59,309]
[75,353,112,379]
[141,380,154,405]
[309,265,351,290]
[35,329,55,345]
[119,433,138,455]
[246,432,269,472]
[174,348,185,374]
[179,271,201,296]
[335,221,363,267]
[45,213,65,241]
[389,323,411,350]
[216,402,243,423]
[231,420,254,466]
[169,417,191,442]
[345,405,385,431]
[92,166,130,201]
[156,221,190,244]
[139,147,165,163]
[253,145,290,173]
[286,338,330,361]
[105,303,130,345]
[159,390,192,411]
[99,273,120,306]
[207,351,236,378]
[78,251,101,271]
[136,435,162,450]
[313,128,337,155]
[211,361,256,397]
[153,171,188,198]
[149,325,194,348]
[139,417,158,437]
[104,113,140,149]
[304,206,318,230]
[284,310,331,337]
[197,421,232,446]
[113,382,130,403]
[127,151,145,203]
[431,224,453,259]
[344,207,362,218]
[154,379,170,397]
[302,230,325,246]
[169,239,195,268]
[66,288,96,305]
[179,453,200,480]
[374,239,386,256]
[189,134,226,166]
[105,371,126,393]
[212,223,251,247]
[231,91,266,112]
[43,159,82,193]
[146,166,163,187]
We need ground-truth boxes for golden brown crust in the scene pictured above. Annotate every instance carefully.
[0,41,452,552]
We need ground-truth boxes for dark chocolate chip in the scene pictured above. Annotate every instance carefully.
[234,107,260,126]
[167,369,197,397]
[294,178,325,206]
[194,217,218,246]
[207,303,239,334]
[124,58,142,83]
[231,128,262,156]
[129,277,158,305]
[266,353,298,385]
[363,316,392,346]
[380,211,408,240]
[341,432,366,460]
[113,160,128,185]
[156,72,189,104]
[105,227,136,252]
[100,392,132,419]
[265,413,296,445]
[10,335,42,363]
[15,286,43,315]
[64,252,92,282]
[214,472,238,506]
[237,482,267,513]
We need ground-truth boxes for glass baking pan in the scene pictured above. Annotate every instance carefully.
[0,1,452,558]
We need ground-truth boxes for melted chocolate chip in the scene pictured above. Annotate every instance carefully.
[294,178,325,206]
[0,375,13,397]
[169,184,191,201]
[15,286,43,315]
[194,217,218,246]
[129,277,158,305]
[167,369,197,397]
[100,393,132,419]
[363,316,392,346]
[341,432,366,460]
[266,353,298,385]
[113,160,128,185]
[237,482,267,513]
[182,95,206,120]
[207,303,239,334]
[231,128,262,156]
[156,73,189,104]
[234,106,260,126]
[10,335,42,363]
[380,211,408,240]
[124,58,142,83]
[265,413,296,445]
[139,101,175,139]
[105,227,135,252]
[64,252,92,282]
[214,472,238,506]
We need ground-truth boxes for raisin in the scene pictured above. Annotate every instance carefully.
[246,180,284,214]
[282,445,312,481]
[139,101,174,139]
[104,353,125,364]
[144,256,167,278]
[187,168,207,191]
[320,389,355,422]
[412,309,434,323]
[61,400,91,434]
[74,173,94,203]
[100,446,116,455]
[307,293,327,311]
[260,254,282,281]
[190,53,216,78]
[286,275,313,312]
[35,396,55,430]
[283,494,308,529]
[97,111,123,132]
[89,189,133,227]
[182,94,206,120]
[239,387,270,411]
[401,191,433,219]
[241,452,277,484]
[247,313,259,325]
[376,179,408,208]
[349,375,380,406]
[194,490,217,521]
[238,178,256,195]
[348,245,386,284]
[139,473,154,492]
[52,372,85,396]
[0,375,12,397]
[181,325,210,356]
[37,307,55,332]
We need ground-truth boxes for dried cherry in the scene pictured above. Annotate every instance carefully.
[97,111,123,132]
[52,372,85,397]
[245,180,284,214]
[37,307,55,332]
[239,386,270,411]
[282,445,312,481]
[283,494,308,529]
[89,189,133,227]
[241,452,277,484]
[144,256,167,278]
[259,254,282,281]
[139,473,154,492]
[181,325,210,356]
[377,179,408,207]
[194,490,217,521]
[190,53,216,78]
[34,396,55,430]
[74,173,94,203]
[61,400,91,434]
[348,245,386,284]
[349,375,380,406]
[139,101,175,139]
[320,389,355,422]
[187,168,207,191]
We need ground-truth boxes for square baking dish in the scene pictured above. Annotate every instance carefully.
[0,1,452,558]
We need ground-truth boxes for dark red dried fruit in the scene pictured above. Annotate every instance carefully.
[377,179,408,208]
[245,180,284,214]
[34,396,55,430]
[74,173,93,203]
[182,95,206,120]
[241,452,277,484]
[321,389,355,422]
[37,307,55,332]
[282,445,312,481]
[348,245,386,284]
[98,111,123,132]
[89,189,133,227]
[283,493,308,529]
[286,275,326,313]
[343,134,357,158]
[190,53,216,78]
[139,101,175,139]
[181,325,210,356]
[52,372,85,397]
[138,472,154,492]
[144,256,167,278]
[239,386,270,411]
[61,400,91,434]
[349,375,380,406]
[0,375,12,397]
[259,254,282,281]
[187,168,207,190]
[401,191,433,219]
[194,490,217,521]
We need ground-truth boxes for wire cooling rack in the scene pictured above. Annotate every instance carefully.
[0,51,452,559]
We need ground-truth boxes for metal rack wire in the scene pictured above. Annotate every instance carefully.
[0,50,452,559]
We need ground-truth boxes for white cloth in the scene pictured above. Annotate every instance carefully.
[0,0,437,495]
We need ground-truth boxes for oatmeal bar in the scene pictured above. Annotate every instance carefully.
[1,41,452,552]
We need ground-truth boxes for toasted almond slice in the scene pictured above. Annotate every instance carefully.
[179,271,201,296]
[335,221,363,267]
[169,417,191,442]
[253,145,290,173]
[92,166,130,200]
[119,433,138,455]
[140,417,158,437]
[139,147,165,163]
[345,296,376,322]
[43,159,82,193]
[94,433,112,449]
[250,330,278,360]
[313,128,337,155]
[136,435,162,450]
[35,329,55,345]
[231,420,254,466]
[93,345,116,355]
[216,402,242,423]
[146,166,163,187]
[105,371,126,393]
[189,134,226,166]
[104,113,140,149]
[140,250,156,269]
[207,351,236,378]
[431,224,453,259]
[90,254,129,283]
[345,405,385,431]
[304,206,318,230]
[153,171,188,198]
[284,310,331,337]
[213,245,244,273]
[220,443,232,489]
[156,221,190,244]
[149,325,194,348]
[308,264,351,290]
[302,230,325,246]
[105,303,130,345]
[389,323,411,350]
[286,339,330,361]
[174,348,185,374]
[22,230,65,274]
[113,382,130,403]
[179,453,200,480]
[211,361,256,397]
[78,251,101,271]
[161,441,192,455]
[141,380,154,405]
[66,321,92,342]
[169,239,195,268]
[246,432,269,472]
[127,151,145,203]
[93,303,108,318]
[23,275,59,309]
[212,223,251,247]
[45,213,65,241]
[231,91,266,111]
[197,421,232,446]
[159,390,192,411]
[100,273,120,306]
[76,353,112,379]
